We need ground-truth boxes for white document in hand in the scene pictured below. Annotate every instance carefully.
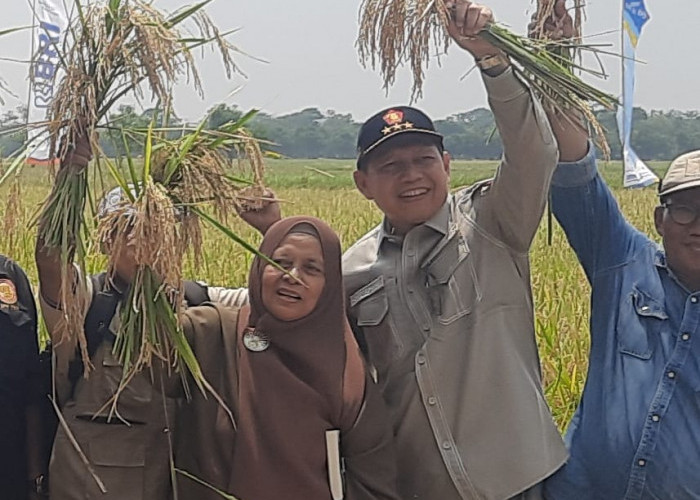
[326,429,344,500]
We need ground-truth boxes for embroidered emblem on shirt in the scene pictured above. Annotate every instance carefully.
[0,279,18,305]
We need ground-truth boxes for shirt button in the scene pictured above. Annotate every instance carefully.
[408,288,414,294]
[427,397,437,406]
[640,306,650,313]
[638,459,647,467]
[691,297,698,304]
[651,414,660,422]
[682,333,691,341]
[422,325,430,332]
[668,371,676,379]
[442,441,452,450]
[417,355,426,365]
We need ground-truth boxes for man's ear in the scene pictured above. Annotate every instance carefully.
[442,151,451,177]
[353,169,374,201]
[654,205,665,237]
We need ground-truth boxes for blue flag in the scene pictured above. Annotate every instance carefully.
[618,0,657,188]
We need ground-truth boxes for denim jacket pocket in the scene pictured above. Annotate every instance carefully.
[423,234,479,325]
[350,276,403,372]
[617,287,667,360]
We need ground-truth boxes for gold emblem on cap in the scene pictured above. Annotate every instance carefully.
[381,122,415,136]
[0,279,18,305]
[383,109,404,125]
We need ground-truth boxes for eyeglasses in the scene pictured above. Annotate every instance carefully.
[662,203,700,225]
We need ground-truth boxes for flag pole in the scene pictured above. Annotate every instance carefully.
[620,0,625,184]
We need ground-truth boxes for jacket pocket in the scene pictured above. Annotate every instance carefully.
[423,234,479,325]
[89,438,146,467]
[88,435,146,500]
[350,276,403,373]
[617,287,667,360]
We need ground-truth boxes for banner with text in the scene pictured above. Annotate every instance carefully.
[27,0,68,164]
[617,0,658,188]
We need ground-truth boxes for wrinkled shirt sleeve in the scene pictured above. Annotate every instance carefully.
[207,286,249,308]
[474,67,558,252]
[551,143,650,282]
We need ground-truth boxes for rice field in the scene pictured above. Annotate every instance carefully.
[0,157,667,431]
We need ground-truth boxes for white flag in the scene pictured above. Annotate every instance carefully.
[27,0,69,165]
[617,0,658,189]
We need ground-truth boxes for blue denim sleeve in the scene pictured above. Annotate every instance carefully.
[551,143,642,282]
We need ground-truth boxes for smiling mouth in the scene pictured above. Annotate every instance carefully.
[277,288,302,301]
[399,188,429,199]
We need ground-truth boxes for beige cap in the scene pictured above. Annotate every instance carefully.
[659,150,700,197]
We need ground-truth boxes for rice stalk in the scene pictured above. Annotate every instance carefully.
[34,0,242,372]
[357,0,616,155]
[96,117,270,399]
[2,179,22,250]
[527,0,611,157]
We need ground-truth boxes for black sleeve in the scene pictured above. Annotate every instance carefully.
[0,256,41,403]
[13,260,41,403]
[183,280,210,307]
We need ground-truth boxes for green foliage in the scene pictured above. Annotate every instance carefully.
[4,105,698,162]
[0,158,665,430]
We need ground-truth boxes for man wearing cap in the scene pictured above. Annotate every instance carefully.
[342,1,567,499]
[542,109,700,497]
[36,140,275,499]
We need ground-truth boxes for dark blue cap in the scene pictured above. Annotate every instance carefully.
[356,106,443,168]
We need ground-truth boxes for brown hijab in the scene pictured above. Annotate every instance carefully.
[230,216,365,500]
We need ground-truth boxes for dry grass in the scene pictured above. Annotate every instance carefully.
[1,158,665,431]
[27,0,244,377]
[48,0,238,153]
[357,0,616,156]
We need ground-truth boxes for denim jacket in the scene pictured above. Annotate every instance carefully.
[544,147,700,499]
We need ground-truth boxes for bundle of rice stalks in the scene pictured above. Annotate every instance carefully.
[97,115,269,404]
[527,0,612,157]
[34,0,241,365]
[357,0,617,154]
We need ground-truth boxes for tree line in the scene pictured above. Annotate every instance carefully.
[1,104,699,161]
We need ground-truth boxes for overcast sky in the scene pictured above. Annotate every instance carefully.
[1,0,698,122]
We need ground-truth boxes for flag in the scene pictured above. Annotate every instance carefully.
[27,0,69,165]
[617,0,658,188]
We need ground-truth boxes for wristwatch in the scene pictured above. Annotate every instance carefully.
[29,474,49,496]
[476,52,509,71]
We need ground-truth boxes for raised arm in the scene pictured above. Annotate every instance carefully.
[35,133,92,311]
[478,70,558,252]
[35,134,93,402]
[446,1,558,252]
[549,116,648,282]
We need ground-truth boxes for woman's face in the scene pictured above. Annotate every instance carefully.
[261,232,326,322]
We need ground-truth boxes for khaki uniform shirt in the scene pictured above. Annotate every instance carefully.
[43,276,176,500]
[343,68,567,500]
[42,277,248,500]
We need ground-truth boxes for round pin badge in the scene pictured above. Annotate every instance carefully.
[243,329,270,352]
[0,279,18,305]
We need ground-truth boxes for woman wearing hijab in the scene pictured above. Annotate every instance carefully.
[173,216,400,500]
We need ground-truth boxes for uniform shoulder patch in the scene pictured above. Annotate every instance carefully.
[0,278,18,305]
